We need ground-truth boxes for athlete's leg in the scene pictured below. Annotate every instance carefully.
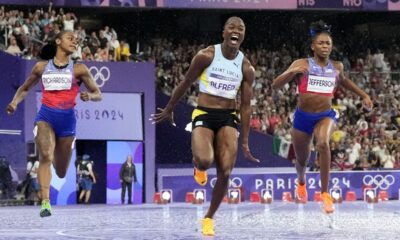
[205,126,238,219]
[291,128,313,185]
[313,118,336,193]
[192,127,215,170]
[314,118,336,213]
[53,136,75,178]
[192,127,215,186]
[35,122,56,201]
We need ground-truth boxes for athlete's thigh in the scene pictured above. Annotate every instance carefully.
[291,128,313,161]
[35,121,56,158]
[313,118,336,143]
[191,127,215,160]
[214,126,238,170]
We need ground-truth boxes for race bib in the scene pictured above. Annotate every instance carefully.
[307,75,336,94]
[42,73,73,91]
[207,74,239,99]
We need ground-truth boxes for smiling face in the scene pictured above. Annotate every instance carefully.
[311,33,332,59]
[222,17,245,49]
[56,31,78,54]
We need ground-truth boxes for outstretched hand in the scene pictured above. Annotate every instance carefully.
[362,95,373,111]
[6,102,17,115]
[241,143,260,163]
[149,107,176,126]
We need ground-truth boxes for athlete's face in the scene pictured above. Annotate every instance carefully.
[223,18,245,48]
[56,31,78,54]
[311,33,332,58]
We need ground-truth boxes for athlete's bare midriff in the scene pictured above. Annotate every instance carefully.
[197,92,237,109]
[298,93,332,113]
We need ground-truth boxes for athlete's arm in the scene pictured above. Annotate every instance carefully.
[336,61,373,110]
[6,61,46,115]
[240,58,260,163]
[75,63,102,102]
[151,47,213,124]
[271,59,308,90]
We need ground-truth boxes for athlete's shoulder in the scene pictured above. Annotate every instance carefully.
[73,62,90,75]
[192,45,214,67]
[197,45,215,60]
[293,58,308,66]
[242,56,253,69]
[331,60,344,70]
[32,60,48,75]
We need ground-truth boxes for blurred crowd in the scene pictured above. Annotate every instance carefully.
[151,38,400,171]
[0,3,132,61]
[1,6,399,171]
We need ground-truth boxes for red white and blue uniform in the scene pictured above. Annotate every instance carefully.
[293,58,340,135]
[35,59,79,137]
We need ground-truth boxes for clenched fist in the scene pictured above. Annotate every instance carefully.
[80,92,91,102]
[6,102,17,115]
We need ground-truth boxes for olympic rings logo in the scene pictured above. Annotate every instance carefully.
[362,174,395,190]
[89,66,110,88]
[210,177,242,188]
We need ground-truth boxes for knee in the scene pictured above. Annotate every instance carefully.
[40,151,53,165]
[193,155,213,171]
[316,141,330,153]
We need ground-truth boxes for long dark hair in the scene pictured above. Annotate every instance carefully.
[38,30,71,60]
[309,20,332,41]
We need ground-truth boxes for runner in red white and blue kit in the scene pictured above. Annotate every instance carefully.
[7,30,102,217]
[272,21,372,214]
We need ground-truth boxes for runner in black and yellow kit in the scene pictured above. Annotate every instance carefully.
[151,17,259,236]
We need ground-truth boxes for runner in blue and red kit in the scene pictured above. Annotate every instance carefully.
[7,30,102,217]
[272,20,373,214]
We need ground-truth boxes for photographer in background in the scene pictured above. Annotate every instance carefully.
[77,154,96,204]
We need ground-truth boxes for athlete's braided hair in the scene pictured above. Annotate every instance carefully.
[309,20,332,40]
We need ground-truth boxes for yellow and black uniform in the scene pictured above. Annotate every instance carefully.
[192,106,239,133]
[192,44,244,133]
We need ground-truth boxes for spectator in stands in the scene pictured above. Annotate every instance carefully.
[88,31,100,55]
[250,113,262,132]
[6,35,21,55]
[116,39,131,61]
[352,160,363,170]
[381,149,395,169]
[62,12,77,31]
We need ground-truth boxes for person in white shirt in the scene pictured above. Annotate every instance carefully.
[62,13,77,31]
[381,149,395,169]
[6,36,22,56]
